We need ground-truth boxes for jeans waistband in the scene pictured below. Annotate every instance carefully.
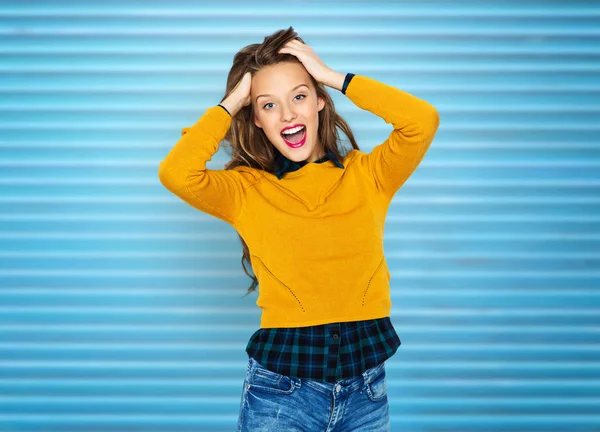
[247,356,385,396]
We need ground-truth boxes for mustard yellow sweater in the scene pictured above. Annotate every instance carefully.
[158,74,440,328]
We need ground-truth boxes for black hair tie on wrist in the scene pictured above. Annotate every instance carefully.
[341,73,355,95]
[217,104,232,117]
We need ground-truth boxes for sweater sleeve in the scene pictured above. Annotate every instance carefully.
[158,105,246,226]
[344,74,440,201]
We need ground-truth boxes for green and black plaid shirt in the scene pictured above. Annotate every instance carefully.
[245,317,401,382]
[274,149,345,179]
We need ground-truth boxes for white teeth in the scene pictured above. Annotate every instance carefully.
[281,125,305,135]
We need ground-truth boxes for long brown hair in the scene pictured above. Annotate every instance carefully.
[219,26,360,296]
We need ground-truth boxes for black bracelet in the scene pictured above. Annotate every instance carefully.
[341,73,355,95]
[217,104,232,117]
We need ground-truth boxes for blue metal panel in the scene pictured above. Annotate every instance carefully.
[1,1,599,430]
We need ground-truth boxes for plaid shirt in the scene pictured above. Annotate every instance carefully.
[245,317,401,382]
[244,71,401,382]
[274,150,345,179]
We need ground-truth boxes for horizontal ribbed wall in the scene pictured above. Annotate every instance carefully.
[1,1,599,431]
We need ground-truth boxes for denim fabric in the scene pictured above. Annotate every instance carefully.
[236,356,390,431]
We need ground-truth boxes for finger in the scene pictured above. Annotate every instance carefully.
[287,41,305,50]
[284,40,303,48]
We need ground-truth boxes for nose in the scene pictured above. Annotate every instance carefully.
[280,103,297,123]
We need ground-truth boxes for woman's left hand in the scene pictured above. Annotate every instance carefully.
[278,40,339,88]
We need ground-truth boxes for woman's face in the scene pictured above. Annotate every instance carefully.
[252,62,326,163]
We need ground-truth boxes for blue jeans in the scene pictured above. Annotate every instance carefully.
[236,356,390,431]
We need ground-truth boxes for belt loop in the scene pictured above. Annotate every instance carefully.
[362,367,371,385]
[362,361,384,385]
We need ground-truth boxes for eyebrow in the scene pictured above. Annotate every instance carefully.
[256,84,310,102]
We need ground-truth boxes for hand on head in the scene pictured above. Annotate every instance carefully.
[221,72,252,117]
[232,72,252,108]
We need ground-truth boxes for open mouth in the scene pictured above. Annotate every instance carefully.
[281,125,306,148]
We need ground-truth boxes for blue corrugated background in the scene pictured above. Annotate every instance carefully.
[1,1,599,431]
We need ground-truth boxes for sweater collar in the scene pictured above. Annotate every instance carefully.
[274,151,345,180]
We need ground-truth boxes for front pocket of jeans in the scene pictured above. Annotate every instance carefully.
[249,364,297,396]
[365,367,387,402]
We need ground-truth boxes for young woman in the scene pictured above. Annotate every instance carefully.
[159,27,439,432]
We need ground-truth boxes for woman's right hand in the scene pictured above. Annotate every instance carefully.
[221,72,252,116]
[234,72,252,108]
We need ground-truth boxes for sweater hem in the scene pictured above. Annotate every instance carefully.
[259,312,392,329]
